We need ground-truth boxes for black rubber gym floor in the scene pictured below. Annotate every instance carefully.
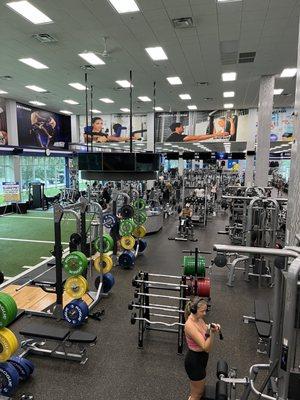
[12,214,271,399]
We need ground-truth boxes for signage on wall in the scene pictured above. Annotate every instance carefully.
[0,98,8,145]
[16,103,71,149]
[2,182,21,202]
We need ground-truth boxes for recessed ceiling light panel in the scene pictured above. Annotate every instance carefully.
[25,85,47,92]
[145,47,168,61]
[99,98,114,103]
[19,58,48,69]
[7,1,53,24]
[78,52,105,65]
[222,72,237,81]
[108,0,139,14]
[167,76,182,85]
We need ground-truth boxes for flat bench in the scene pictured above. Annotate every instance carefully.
[243,300,271,354]
[20,322,97,363]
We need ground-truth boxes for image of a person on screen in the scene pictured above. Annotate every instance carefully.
[165,122,229,142]
[0,107,8,145]
[84,117,132,143]
[30,111,56,148]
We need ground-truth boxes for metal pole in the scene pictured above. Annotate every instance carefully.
[130,70,133,153]
[85,72,89,152]
[90,84,93,153]
[153,81,156,154]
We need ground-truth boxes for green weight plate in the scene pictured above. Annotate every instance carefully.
[95,234,114,253]
[119,219,134,236]
[63,251,88,276]
[132,199,146,211]
[0,294,17,327]
[133,211,147,226]
[183,256,206,277]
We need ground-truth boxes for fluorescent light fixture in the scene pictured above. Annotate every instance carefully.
[222,72,237,81]
[280,68,297,78]
[29,101,46,106]
[179,94,191,100]
[99,98,114,103]
[120,108,130,112]
[217,0,242,3]
[59,110,73,115]
[78,52,105,65]
[274,88,284,95]
[138,96,151,102]
[25,85,47,92]
[116,80,132,88]
[19,58,48,69]
[223,91,235,98]
[167,76,182,85]
[145,47,168,61]
[90,109,101,113]
[0,90,8,94]
[63,99,79,105]
[188,105,197,110]
[69,82,87,91]
[224,103,234,109]
[108,0,139,14]
[7,1,53,24]
[154,107,164,111]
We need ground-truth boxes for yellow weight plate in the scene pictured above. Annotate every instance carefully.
[65,276,88,299]
[120,235,135,250]
[0,328,18,361]
[94,254,113,274]
[132,225,146,238]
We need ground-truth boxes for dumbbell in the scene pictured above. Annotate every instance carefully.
[215,381,228,400]
[216,360,228,379]
[130,313,137,325]
[128,301,140,310]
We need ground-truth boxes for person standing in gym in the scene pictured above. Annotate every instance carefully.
[184,297,221,400]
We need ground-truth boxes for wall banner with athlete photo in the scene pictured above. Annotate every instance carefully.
[0,98,8,146]
[17,103,71,149]
[79,114,147,144]
[155,110,249,143]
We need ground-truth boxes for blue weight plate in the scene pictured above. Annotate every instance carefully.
[8,357,31,381]
[134,239,147,253]
[0,362,19,396]
[103,214,116,229]
[118,251,135,269]
[63,300,89,327]
[102,273,115,293]
[21,358,34,375]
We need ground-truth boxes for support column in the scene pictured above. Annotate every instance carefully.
[191,160,196,171]
[286,17,300,245]
[6,100,18,146]
[254,76,275,187]
[71,115,80,143]
[245,108,257,186]
[178,156,184,176]
[146,112,154,152]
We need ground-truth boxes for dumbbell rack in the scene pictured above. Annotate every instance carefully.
[130,272,188,354]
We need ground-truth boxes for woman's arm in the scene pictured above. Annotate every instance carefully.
[183,132,229,142]
[185,322,214,352]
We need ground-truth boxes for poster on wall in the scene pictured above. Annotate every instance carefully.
[0,99,8,145]
[79,114,147,144]
[17,103,71,149]
[2,182,20,202]
[155,110,243,143]
[270,108,294,142]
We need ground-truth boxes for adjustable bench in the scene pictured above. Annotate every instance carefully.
[20,322,97,364]
[243,300,271,354]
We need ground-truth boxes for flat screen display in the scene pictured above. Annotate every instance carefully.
[136,153,160,171]
[78,153,103,170]
[103,153,135,171]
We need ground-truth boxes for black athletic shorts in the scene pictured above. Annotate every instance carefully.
[184,349,209,381]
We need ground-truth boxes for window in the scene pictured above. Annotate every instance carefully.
[0,156,15,205]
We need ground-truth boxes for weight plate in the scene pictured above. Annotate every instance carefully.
[63,299,89,327]
[69,233,82,246]
[94,254,113,274]
[95,234,114,253]
[134,239,147,253]
[0,328,18,362]
[132,199,146,212]
[132,225,147,238]
[65,276,88,299]
[119,219,134,236]
[120,205,134,219]
[102,273,115,293]
[120,235,135,250]
[0,362,19,396]
[197,278,211,298]
[0,293,17,327]
[183,256,206,277]
[63,251,88,276]
[8,357,31,381]
[118,251,135,269]
[21,359,34,375]
[103,214,117,229]
[133,210,147,226]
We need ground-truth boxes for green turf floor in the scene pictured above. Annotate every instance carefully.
[0,210,91,277]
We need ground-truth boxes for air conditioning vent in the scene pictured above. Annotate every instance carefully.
[172,17,193,29]
[0,76,12,80]
[220,40,238,65]
[80,65,96,71]
[196,82,209,86]
[238,52,256,63]
[32,33,58,43]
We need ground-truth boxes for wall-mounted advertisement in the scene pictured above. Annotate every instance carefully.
[270,108,294,142]
[155,110,245,143]
[79,114,147,144]
[0,99,8,145]
[17,103,71,148]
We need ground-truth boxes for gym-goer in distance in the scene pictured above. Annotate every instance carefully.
[184,297,221,400]
[166,122,229,142]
